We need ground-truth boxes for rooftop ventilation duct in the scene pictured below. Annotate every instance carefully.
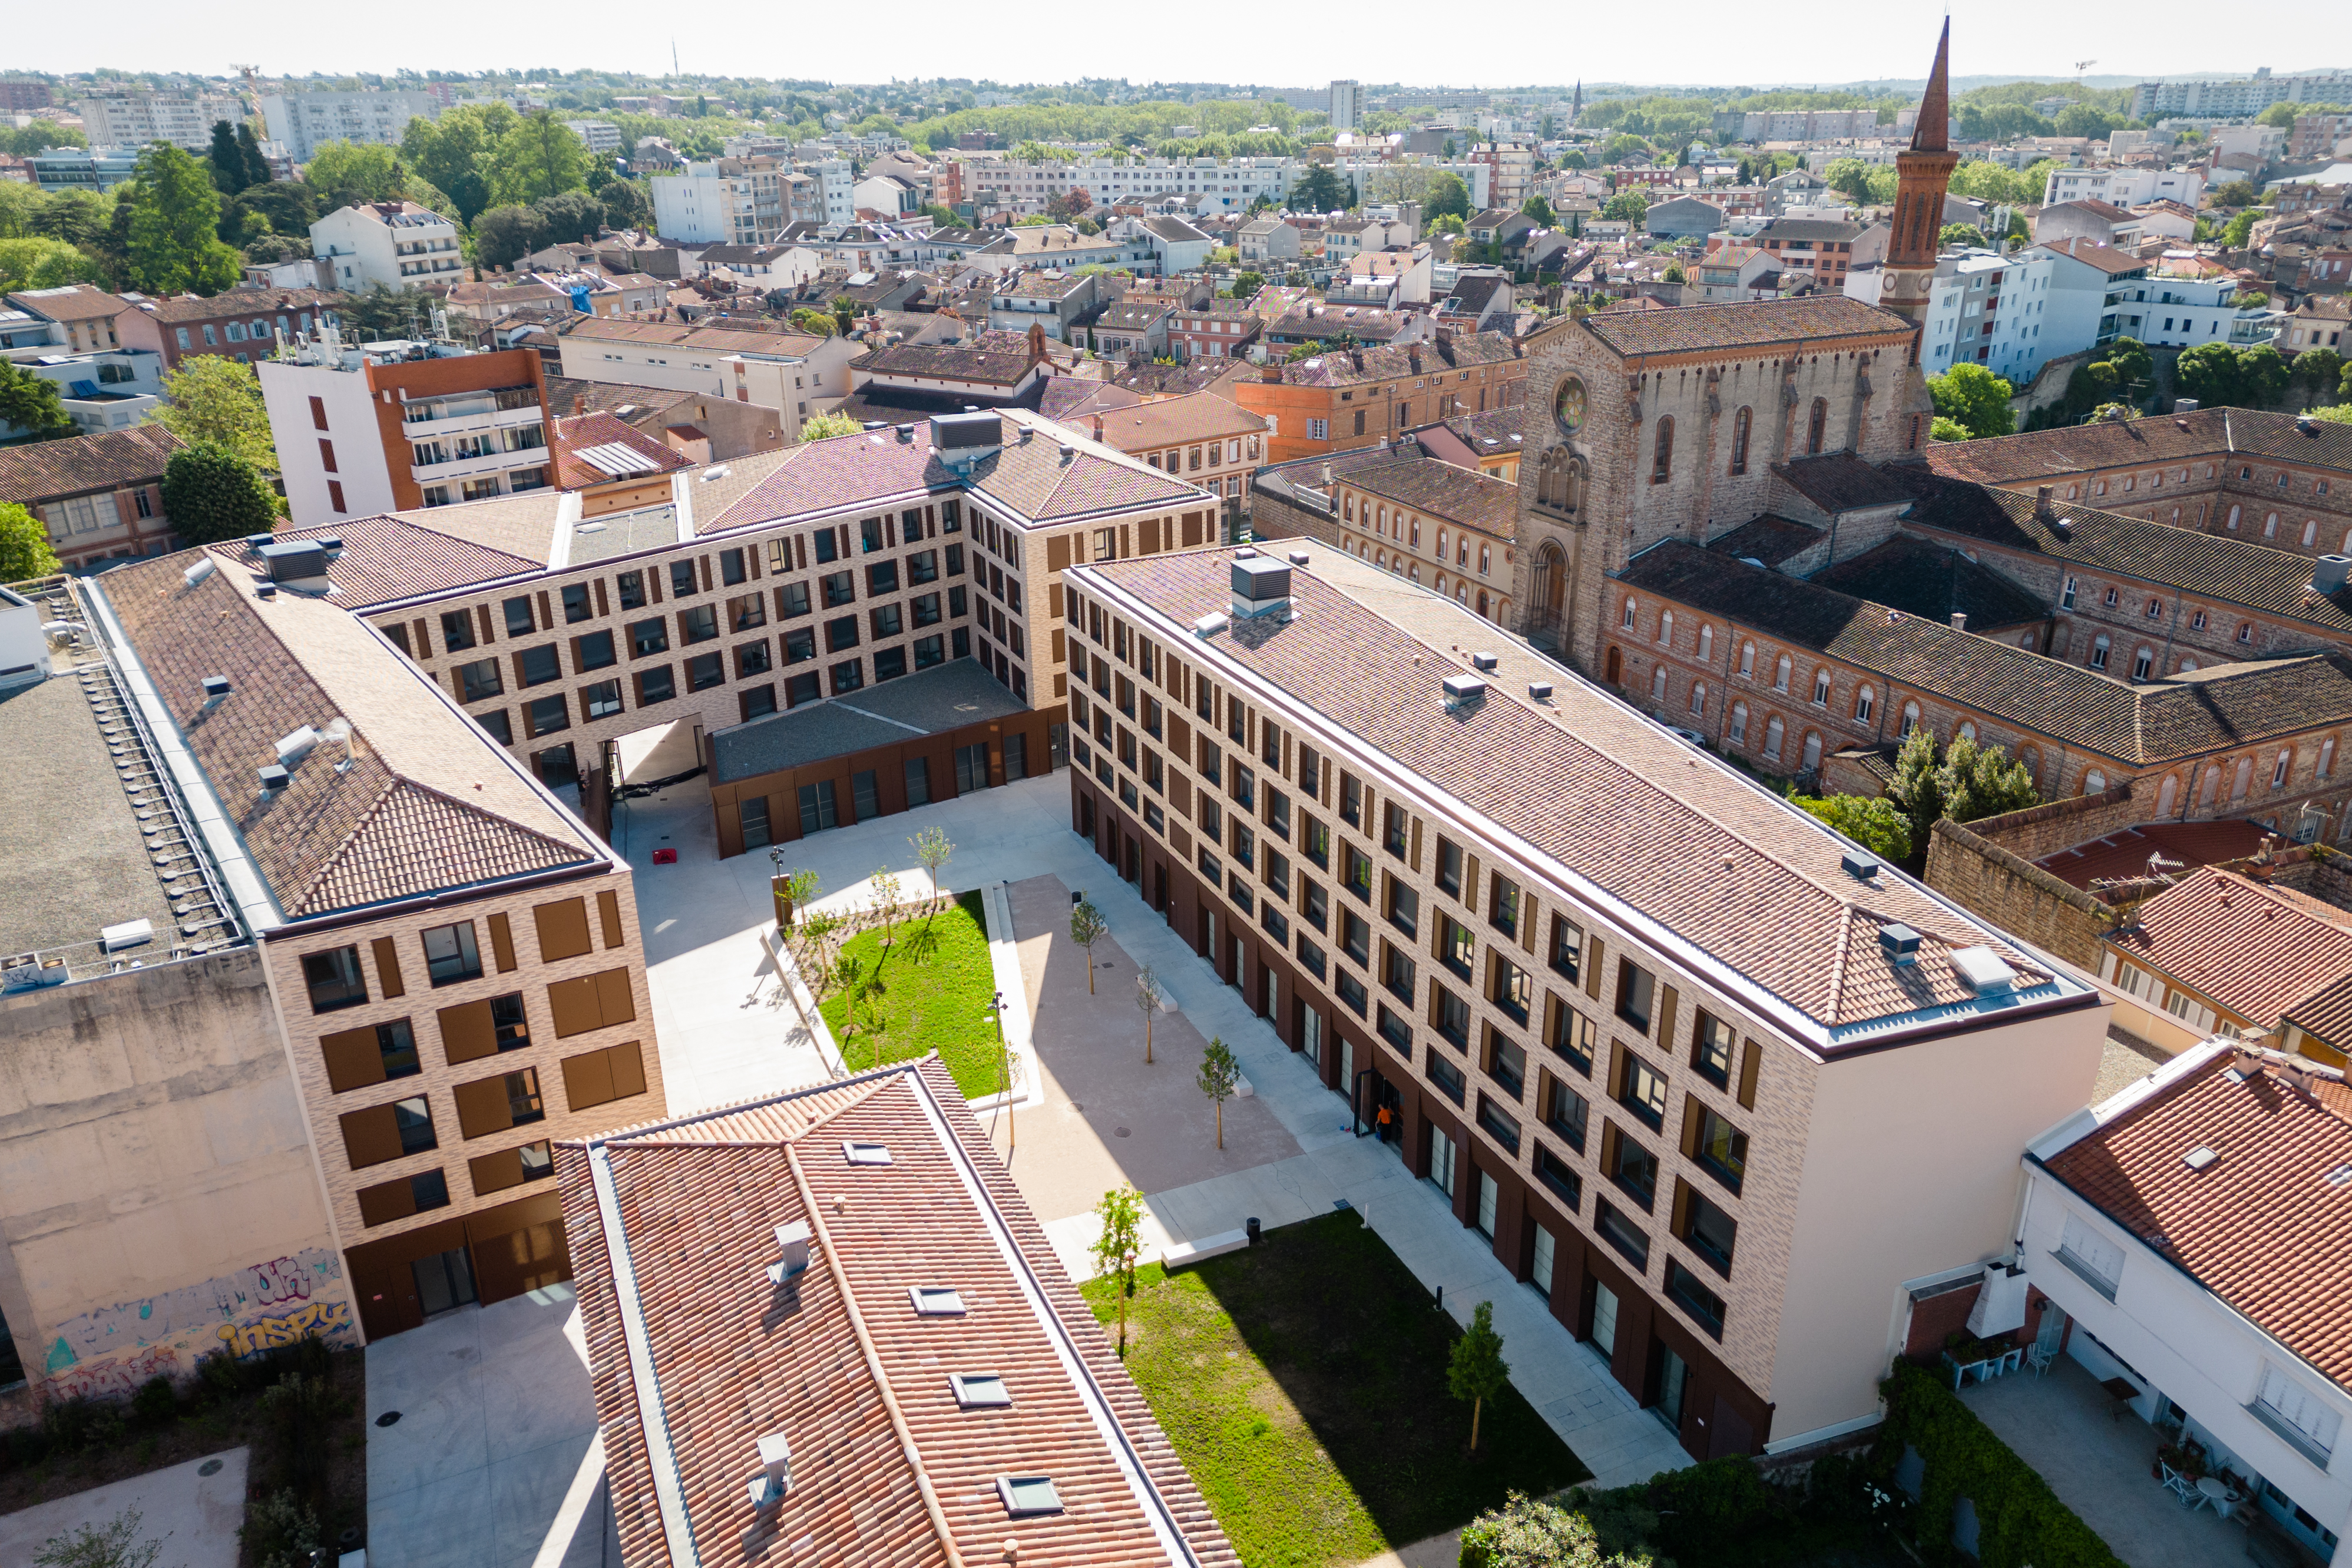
[200,675,231,711]
[766,1220,812,1285]
[257,764,290,793]
[2172,398,2199,414]
[745,1432,792,1514]
[1528,680,1553,701]
[1230,556,1291,621]
[1191,610,1228,639]
[100,918,154,953]
[257,540,329,583]
[1949,944,2017,995]
[1288,550,1310,567]
[928,410,1001,474]
[1878,922,1920,966]
[1470,651,1498,671]
[1442,672,1488,706]
[183,557,217,590]
[275,725,320,765]
[1841,850,1879,882]
[2314,555,2351,597]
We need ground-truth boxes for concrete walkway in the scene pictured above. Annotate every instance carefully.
[0,1448,247,1568]
[365,1285,613,1568]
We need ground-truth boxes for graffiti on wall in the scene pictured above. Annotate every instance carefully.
[38,1249,357,1400]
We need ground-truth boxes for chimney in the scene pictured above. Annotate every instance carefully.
[1950,611,1967,631]
[1406,343,1422,375]
[1260,359,1281,382]
[1091,413,1104,442]
[573,393,587,416]
[2034,485,2054,519]
[2315,555,2352,597]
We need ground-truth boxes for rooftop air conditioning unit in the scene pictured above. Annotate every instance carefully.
[1878,922,1920,965]
[1442,673,1488,706]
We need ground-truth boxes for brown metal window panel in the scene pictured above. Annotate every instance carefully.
[309,395,328,431]
[547,968,636,1037]
[593,578,609,617]
[356,1175,419,1228]
[597,889,624,949]
[340,1103,403,1169]
[1681,1093,1705,1159]
[487,912,518,973]
[562,1042,634,1110]
[411,618,429,657]
[1047,534,1070,572]
[320,1026,388,1093]
[537,590,554,630]
[371,936,406,999]
[1737,1040,1761,1110]
[1584,936,1605,1001]
[319,438,338,474]
[535,897,593,962]
[438,998,498,1066]
[477,604,495,644]
[1658,985,1679,1053]
[453,1075,517,1140]
[469,1145,526,1196]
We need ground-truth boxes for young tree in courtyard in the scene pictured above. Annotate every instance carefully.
[1135,965,1162,1064]
[1070,897,1109,993]
[0,502,61,581]
[1448,1299,1510,1454]
[909,826,954,927]
[1196,1035,1239,1149]
[150,356,277,474]
[1089,1182,1147,1357]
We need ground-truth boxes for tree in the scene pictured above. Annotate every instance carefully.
[1448,1299,1510,1453]
[1458,1492,1615,1568]
[1930,415,1971,442]
[1602,191,1648,227]
[0,360,70,436]
[831,295,858,336]
[2238,343,2291,409]
[34,1506,164,1568]
[532,188,606,251]
[1070,897,1109,994]
[303,141,405,211]
[1799,793,1912,862]
[2295,347,2344,406]
[151,357,276,474]
[1885,726,1943,856]
[229,180,322,240]
[1939,223,1989,250]
[1937,735,2040,823]
[1927,363,2016,440]
[1225,269,1263,300]
[799,411,861,441]
[1661,262,1685,284]
[1135,965,1162,1064]
[2221,209,2260,250]
[126,143,242,296]
[207,120,252,196]
[338,281,431,342]
[161,442,278,544]
[0,501,61,581]
[1196,1035,1239,1149]
[1424,170,1472,221]
[2176,341,2242,408]
[484,111,594,208]
[2311,403,2352,426]
[597,178,653,231]
[471,204,540,270]
[1089,1183,1147,1357]
[1292,161,1349,213]
[235,123,270,190]
[789,307,839,338]
[403,102,519,226]
[2209,180,2261,209]
[1521,195,1556,227]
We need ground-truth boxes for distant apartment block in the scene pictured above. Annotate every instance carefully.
[310,201,464,293]
[562,120,623,156]
[650,158,785,245]
[2130,70,2352,121]
[1330,80,1362,133]
[260,91,439,163]
[75,88,243,153]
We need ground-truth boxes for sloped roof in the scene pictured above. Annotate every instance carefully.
[0,424,180,504]
[559,1060,1241,1568]
[1811,535,2051,631]
[97,549,594,919]
[1574,295,1911,359]
[1922,406,2352,484]
[266,514,547,609]
[1080,547,2078,1047]
[1772,452,1916,514]
[2042,1053,2352,1385]
[553,412,692,489]
[1339,452,1519,540]
[2109,866,2352,1033]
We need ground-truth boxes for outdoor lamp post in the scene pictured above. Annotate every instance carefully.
[987,989,1013,1152]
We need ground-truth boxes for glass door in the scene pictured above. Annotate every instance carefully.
[1591,1281,1620,1359]
[1476,1169,1498,1239]
[1429,1126,1458,1198]
[412,1246,478,1318]
[1530,1225,1556,1299]
[1656,1343,1690,1430]
[1302,1005,1324,1068]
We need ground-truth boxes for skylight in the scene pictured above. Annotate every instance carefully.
[843,1142,892,1166]
[996,1476,1063,1517]
[951,1374,1011,1409]
[909,1286,967,1316]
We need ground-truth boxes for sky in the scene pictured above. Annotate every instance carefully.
[6,1,2349,92]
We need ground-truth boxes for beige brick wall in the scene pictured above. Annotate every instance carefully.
[260,866,665,1258]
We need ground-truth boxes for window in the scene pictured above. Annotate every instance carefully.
[2055,1212,2123,1299]
[616,571,646,610]
[1728,405,1752,475]
[1488,873,1519,938]
[422,922,483,987]
[1595,1199,1649,1269]
[576,630,616,671]
[1729,701,1749,745]
[1436,986,1471,1046]
[1854,685,1875,724]
[629,618,669,657]
[1614,960,1655,1033]
[1606,1125,1659,1209]
[1547,996,1595,1074]
[1341,909,1371,970]
[1384,875,1418,937]
[441,610,478,654]
[2252,1365,2341,1465]
[458,659,504,703]
[1811,668,1831,706]
[1549,917,1582,983]
[1679,1186,1738,1276]
[1666,1262,1726,1339]
[1692,1012,1735,1087]
[518,645,561,687]
[1486,1031,1526,1099]
[1617,1050,1668,1130]
[1693,1106,1748,1193]
[504,596,535,637]
[1491,955,1532,1025]
[1381,942,1416,1005]
[1650,416,1673,484]
[2090,635,2110,670]
[583,679,623,719]
[562,583,593,623]
[1426,1047,1466,1101]
[670,561,698,598]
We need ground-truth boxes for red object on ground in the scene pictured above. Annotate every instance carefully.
[651,848,677,864]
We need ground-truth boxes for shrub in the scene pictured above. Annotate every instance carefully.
[131,1375,177,1428]
[42,1395,100,1452]
[238,1488,320,1568]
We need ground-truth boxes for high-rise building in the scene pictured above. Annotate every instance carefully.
[1329,80,1362,134]
[259,90,440,164]
[75,87,244,153]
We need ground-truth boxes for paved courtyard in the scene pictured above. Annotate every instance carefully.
[0,1448,248,1568]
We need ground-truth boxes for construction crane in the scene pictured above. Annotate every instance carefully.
[2073,59,2096,82]
[230,64,263,113]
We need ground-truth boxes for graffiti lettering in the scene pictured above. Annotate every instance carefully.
[50,1248,345,1363]
[252,1256,314,1309]
[216,1301,352,1360]
[45,1345,179,1404]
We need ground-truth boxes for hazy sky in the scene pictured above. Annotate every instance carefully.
[8,2,2348,92]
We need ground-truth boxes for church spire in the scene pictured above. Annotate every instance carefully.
[1910,19,1951,153]
[1879,22,1960,333]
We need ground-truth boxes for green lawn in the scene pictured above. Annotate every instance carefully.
[814,889,1005,1098]
[1081,1209,1589,1567]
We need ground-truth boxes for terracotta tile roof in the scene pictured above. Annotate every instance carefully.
[2285,971,2352,1054]
[552,412,693,489]
[1269,332,1520,388]
[559,316,830,357]
[269,515,547,610]
[2040,1053,2352,1384]
[1079,548,2079,1046]
[1892,472,2352,639]
[1811,535,2051,631]
[1706,514,1824,568]
[1921,408,2352,486]
[2108,866,2352,1033]
[1036,378,1143,425]
[2034,819,2272,891]
[1573,295,1911,359]
[1341,452,1519,541]
[558,1059,1240,1568]
[862,340,1039,385]
[6,284,135,322]
[1110,360,1248,396]
[0,425,180,504]
[1772,453,1916,514]
[1082,391,1266,452]
[2033,237,2148,276]
[95,549,593,918]
[134,288,343,324]
[1619,540,2352,764]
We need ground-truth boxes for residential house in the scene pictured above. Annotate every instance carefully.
[1410,405,1526,484]
[6,284,135,353]
[2099,866,2352,1053]
[2282,296,2348,352]
[1434,270,1514,332]
[541,377,786,463]
[1644,197,1728,243]
[1060,542,2106,1460]
[1130,214,1218,274]
[1167,299,1265,362]
[1239,216,1303,267]
[2008,1043,2352,1564]
[694,244,822,293]
[986,270,1107,343]
[1087,299,1173,360]
[555,317,856,413]
[115,289,344,372]
[1754,218,1885,287]
[0,424,180,568]
[1232,330,1527,466]
[650,159,786,246]
[437,277,571,326]
[2033,199,2145,252]
[1067,390,1269,534]
[310,202,466,295]
[1689,246,1782,303]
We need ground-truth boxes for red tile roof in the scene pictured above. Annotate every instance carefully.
[558,1059,1239,1568]
[2041,1052,2352,1384]
[551,412,692,490]
[2035,819,2274,891]
[0,426,181,505]
[2109,866,2352,1034]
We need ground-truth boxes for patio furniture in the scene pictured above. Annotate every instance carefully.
[2100,1375,2139,1420]
[2195,1476,2234,1519]
[2027,1341,2059,1375]
[2160,1460,2199,1508]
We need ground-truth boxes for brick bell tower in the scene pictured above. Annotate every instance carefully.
[1879,22,1958,333]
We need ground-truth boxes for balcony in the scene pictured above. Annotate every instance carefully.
[401,393,545,439]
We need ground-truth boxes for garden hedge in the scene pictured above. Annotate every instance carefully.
[1876,1364,2128,1568]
